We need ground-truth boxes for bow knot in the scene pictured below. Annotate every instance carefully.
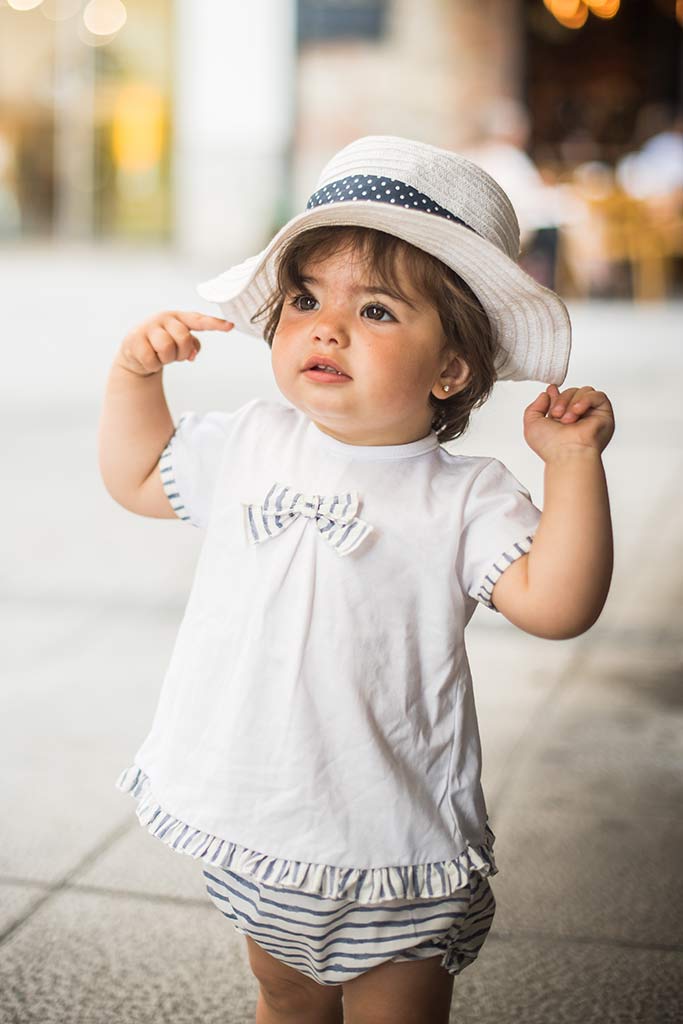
[243,481,373,557]
[294,493,321,520]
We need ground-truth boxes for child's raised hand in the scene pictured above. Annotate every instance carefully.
[115,311,234,377]
[523,383,615,462]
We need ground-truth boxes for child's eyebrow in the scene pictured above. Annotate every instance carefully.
[300,275,418,311]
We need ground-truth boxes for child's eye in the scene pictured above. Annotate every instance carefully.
[287,294,395,322]
[362,303,395,322]
[289,293,318,312]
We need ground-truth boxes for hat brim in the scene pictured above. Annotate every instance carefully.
[196,203,571,384]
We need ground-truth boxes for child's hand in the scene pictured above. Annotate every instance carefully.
[523,383,615,462]
[115,311,234,377]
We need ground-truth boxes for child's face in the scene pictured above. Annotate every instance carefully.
[271,244,467,445]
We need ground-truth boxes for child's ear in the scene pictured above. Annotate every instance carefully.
[433,353,471,398]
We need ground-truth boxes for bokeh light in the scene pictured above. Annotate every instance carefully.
[82,0,126,37]
[552,2,589,28]
[586,0,620,18]
[543,0,583,17]
[544,0,621,26]
[7,0,44,11]
[111,81,164,173]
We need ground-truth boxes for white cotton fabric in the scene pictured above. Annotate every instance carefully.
[116,398,541,903]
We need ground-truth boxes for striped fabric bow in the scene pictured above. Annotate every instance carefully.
[242,481,373,557]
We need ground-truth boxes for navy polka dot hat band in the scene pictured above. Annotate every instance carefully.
[197,135,571,384]
[307,175,475,234]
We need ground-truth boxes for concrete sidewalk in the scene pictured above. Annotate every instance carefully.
[1,248,681,1022]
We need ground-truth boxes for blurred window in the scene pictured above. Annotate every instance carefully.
[0,0,172,243]
[297,0,387,43]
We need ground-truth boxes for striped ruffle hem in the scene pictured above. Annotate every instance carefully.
[115,764,498,905]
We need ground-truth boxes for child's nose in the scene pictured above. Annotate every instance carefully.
[311,311,350,345]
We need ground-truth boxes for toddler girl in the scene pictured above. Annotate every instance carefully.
[99,136,614,1024]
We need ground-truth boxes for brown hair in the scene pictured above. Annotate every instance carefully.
[250,225,498,442]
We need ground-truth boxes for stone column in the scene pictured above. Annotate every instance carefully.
[173,0,296,261]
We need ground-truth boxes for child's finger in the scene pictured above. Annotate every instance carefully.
[567,389,609,414]
[173,311,234,331]
[164,315,202,360]
[549,387,579,416]
[558,388,606,421]
[525,391,552,417]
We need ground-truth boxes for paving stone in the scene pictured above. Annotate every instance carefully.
[489,808,682,947]
[449,935,683,1024]
[4,601,96,671]
[1,890,679,1023]
[2,412,203,608]
[0,884,47,937]
[494,643,683,819]
[0,887,257,1024]
[74,824,211,903]
[0,611,183,882]
[465,624,582,804]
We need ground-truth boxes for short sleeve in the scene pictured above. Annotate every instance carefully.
[158,410,235,529]
[457,458,542,612]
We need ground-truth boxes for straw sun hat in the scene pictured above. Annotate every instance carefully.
[197,135,571,383]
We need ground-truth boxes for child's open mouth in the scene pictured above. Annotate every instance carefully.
[303,367,352,382]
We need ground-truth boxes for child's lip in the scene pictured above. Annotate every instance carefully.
[303,368,353,382]
[302,357,352,377]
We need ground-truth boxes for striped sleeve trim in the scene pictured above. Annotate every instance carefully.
[158,423,197,527]
[475,534,534,611]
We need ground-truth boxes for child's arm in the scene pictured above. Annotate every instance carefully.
[490,383,615,640]
[97,310,233,516]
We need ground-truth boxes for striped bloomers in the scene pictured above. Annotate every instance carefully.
[202,864,496,986]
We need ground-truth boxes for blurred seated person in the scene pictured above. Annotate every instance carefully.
[616,102,683,209]
[615,103,683,294]
[616,100,683,279]
[560,162,622,297]
[462,98,580,289]
[560,157,679,300]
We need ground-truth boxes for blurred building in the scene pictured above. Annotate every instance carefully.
[0,0,680,270]
[0,0,175,243]
[0,0,295,260]
[292,0,523,210]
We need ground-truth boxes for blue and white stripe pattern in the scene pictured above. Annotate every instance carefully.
[477,535,535,609]
[242,481,374,557]
[203,865,496,985]
[158,418,193,525]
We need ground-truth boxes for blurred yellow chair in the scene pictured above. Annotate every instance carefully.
[557,182,683,301]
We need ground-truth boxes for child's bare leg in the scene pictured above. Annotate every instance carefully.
[245,935,343,1024]
[342,955,454,1024]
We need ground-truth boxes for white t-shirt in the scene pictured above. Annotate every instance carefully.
[116,398,541,903]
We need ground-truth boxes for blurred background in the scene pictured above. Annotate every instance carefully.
[1,0,682,291]
[2,3,682,1023]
